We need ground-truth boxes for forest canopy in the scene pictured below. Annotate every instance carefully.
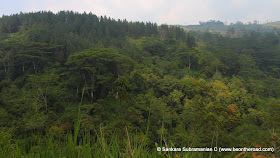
[0,11,280,157]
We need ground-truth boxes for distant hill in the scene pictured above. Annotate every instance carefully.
[179,20,280,34]
[263,21,280,29]
[180,24,228,34]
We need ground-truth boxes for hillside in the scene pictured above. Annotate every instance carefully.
[0,11,280,158]
[180,20,280,35]
[264,21,280,29]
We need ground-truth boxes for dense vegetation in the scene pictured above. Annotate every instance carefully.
[0,11,280,157]
[183,20,280,36]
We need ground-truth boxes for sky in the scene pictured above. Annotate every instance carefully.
[0,0,279,25]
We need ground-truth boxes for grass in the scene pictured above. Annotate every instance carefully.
[0,129,161,158]
[0,88,159,158]
[0,88,200,158]
[0,121,215,158]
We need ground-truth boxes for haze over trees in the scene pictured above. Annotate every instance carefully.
[0,11,280,157]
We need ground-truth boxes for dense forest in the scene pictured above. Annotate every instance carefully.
[0,11,280,157]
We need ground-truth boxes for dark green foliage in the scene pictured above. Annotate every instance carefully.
[0,11,279,158]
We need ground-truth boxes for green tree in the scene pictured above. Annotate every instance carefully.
[66,48,135,100]
[27,73,60,111]
[110,76,133,111]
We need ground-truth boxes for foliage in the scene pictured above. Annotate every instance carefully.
[0,11,279,158]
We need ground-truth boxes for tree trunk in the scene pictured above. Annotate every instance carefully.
[41,93,48,111]
[91,90,94,99]
[222,68,226,74]
[32,60,37,74]
[188,56,191,70]
[22,64,25,72]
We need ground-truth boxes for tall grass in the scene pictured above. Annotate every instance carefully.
[1,121,159,157]
[0,88,159,158]
[0,89,205,158]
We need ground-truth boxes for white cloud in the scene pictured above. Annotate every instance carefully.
[24,0,111,16]
[163,0,218,24]
[22,0,280,25]
[232,0,249,6]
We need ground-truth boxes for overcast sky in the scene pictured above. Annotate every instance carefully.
[0,0,279,25]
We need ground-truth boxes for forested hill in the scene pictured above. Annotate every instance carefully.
[0,11,193,52]
[0,11,280,158]
[182,20,280,35]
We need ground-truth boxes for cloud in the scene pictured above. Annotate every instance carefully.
[24,0,111,16]
[20,0,280,25]
[232,0,250,6]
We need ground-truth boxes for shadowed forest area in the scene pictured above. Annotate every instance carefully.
[0,11,280,157]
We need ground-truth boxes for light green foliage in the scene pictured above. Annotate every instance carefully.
[110,76,133,109]
[27,73,60,111]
